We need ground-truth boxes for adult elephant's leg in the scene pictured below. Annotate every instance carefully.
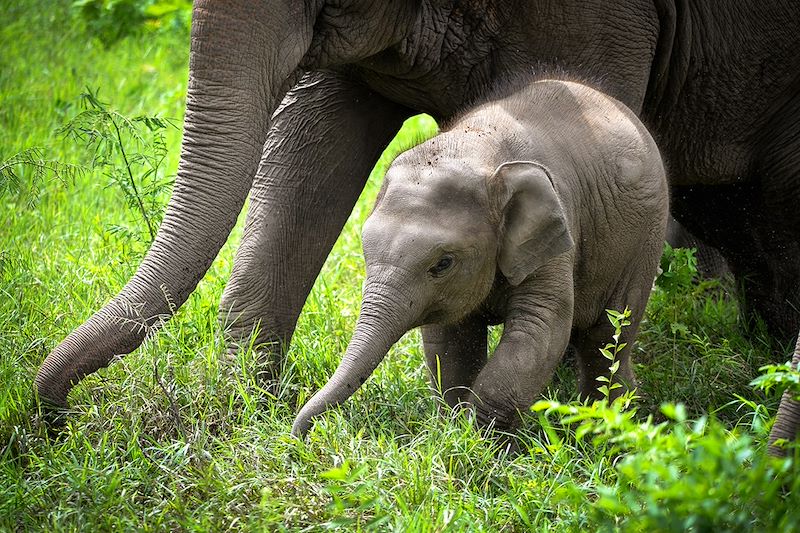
[769,336,800,456]
[744,89,800,344]
[219,70,410,384]
[665,217,728,279]
[753,91,800,455]
[672,182,800,345]
[422,318,488,408]
[34,1,316,408]
[673,80,800,345]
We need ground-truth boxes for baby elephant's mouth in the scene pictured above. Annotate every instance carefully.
[421,308,447,325]
[421,302,474,326]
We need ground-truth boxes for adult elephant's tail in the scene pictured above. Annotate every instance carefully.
[34,0,316,407]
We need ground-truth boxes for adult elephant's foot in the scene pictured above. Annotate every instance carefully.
[218,279,296,393]
[33,367,72,429]
[33,371,70,411]
[35,302,151,413]
[222,323,288,395]
[35,398,70,430]
[769,389,800,457]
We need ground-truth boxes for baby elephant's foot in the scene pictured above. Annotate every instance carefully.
[467,390,521,430]
[473,402,519,432]
[468,402,523,457]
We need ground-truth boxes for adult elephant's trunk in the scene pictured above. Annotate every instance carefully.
[35,0,317,407]
[292,280,417,437]
[768,335,800,456]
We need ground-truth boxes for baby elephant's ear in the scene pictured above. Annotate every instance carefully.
[490,161,574,286]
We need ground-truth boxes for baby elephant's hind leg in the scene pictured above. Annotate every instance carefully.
[573,272,656,401]
[572,315,639,401]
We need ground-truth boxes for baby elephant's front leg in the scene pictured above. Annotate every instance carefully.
[468,272,574,432]
[422,317,489,409]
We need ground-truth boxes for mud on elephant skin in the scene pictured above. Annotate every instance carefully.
[292,79,669,437]
[35,1,800,448]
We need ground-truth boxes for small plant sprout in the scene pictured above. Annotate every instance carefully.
[58,87,176,251]
[656,243,698,293]
[596,307,632,402]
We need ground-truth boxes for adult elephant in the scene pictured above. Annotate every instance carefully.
[35,1,800,451]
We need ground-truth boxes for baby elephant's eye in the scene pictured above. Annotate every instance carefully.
[429,254,455,277]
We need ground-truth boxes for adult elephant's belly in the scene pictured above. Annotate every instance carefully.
[353,61,739,191]
[645,91,758,188]
[352,57,500,121]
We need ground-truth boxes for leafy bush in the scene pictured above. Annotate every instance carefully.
[753,362,800,402]
[656,242,699,293]
[533,396,800,531]
[72,0,191,47]
[524,306,800,531]
[637,245,780,423]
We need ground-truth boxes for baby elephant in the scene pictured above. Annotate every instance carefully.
[292,78,668,437]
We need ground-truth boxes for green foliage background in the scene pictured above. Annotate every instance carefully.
[1,1,799,530]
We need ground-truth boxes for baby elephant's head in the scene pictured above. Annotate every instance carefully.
[361,149,573,322]
[291,141,573,437]
[362,156,499,326]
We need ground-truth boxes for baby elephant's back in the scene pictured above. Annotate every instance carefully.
[560,80,666,211]
[547,80,668,240]
[535,80,669,323]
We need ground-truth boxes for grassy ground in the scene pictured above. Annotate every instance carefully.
[2,1,799,530]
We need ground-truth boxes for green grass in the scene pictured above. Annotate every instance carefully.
[2,1,799,530]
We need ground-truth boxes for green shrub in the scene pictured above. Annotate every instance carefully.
[0,147,82,207]
[656,243,699,293]
[526,306,800,531]
[72,0,191,47]
[637,245,780,423]
[753,362,800,401]
[533,397,800,531]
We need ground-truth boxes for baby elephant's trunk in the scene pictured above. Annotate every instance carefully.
[291,285,414,437]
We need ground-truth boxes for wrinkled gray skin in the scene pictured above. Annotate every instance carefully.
[292,80,669,436]
[35,1,800,453]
